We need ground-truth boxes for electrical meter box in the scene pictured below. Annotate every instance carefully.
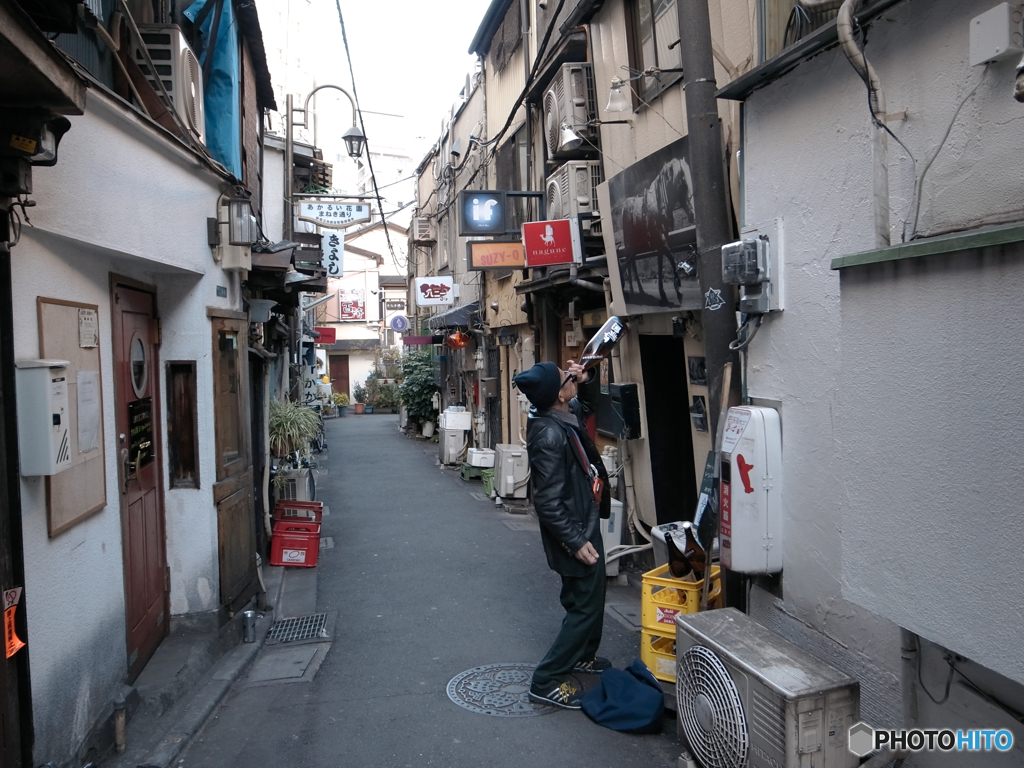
[15,359,72,476]
[719,406,782,574]
[721,238,769,285]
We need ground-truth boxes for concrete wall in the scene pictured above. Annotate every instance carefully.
[739,0,1024,735]
[13,88,239,763]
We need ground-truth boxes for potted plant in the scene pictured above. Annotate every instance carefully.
[268,398,321,457]
[353,383,366,414]
[332,391,350,417]
[398,348,439,436]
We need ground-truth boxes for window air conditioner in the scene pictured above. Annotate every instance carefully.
[412,217,436,244]
[545,160,603,236]
[543,62,597,161]
[133,24,205,143]
[675,608,860,768]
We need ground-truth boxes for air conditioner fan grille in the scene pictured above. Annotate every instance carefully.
[677,645,749,768]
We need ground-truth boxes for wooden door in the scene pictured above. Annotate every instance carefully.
[112,282,167,682]
[209,311,256,616]
[329,354,350,398]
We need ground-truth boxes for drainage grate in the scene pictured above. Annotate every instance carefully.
[267,613,329,643]
[447,663,556,717]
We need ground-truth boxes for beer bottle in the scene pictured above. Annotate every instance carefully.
[579,316,626,371]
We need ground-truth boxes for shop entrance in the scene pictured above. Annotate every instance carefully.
[639,334,698,525]
[112,281,167,682]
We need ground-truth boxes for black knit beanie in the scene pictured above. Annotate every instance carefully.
[513,361,562,410]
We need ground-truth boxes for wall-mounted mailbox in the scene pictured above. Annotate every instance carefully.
[610,382,642,440]
[15,359,72,476]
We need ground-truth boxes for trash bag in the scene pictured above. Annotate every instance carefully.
[581,658,665,733]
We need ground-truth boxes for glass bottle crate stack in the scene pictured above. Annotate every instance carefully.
[640,564,722,682]
[270,500,323,567]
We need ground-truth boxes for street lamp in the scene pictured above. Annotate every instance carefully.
[284,84,366,239]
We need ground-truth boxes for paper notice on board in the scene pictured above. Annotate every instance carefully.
[77,371,100,452]
[79,308,98,348]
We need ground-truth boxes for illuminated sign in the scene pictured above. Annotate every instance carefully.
[458,190,506,235]
[467,240,526,271]
[298,202,371,227]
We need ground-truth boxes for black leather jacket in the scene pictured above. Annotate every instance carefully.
[526,380,610,578]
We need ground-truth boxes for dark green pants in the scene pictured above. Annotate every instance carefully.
[533,552,606,687]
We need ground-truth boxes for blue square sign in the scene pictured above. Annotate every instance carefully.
[459,190,506,235]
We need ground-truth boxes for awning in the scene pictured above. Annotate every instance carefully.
[427,301,480,331]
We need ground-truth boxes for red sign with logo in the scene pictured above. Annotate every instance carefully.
[314,327,336,345]
[521,219,578,267]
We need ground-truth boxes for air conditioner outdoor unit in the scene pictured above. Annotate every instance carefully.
[546,160,603,235]
[133,24,205,143]
[412,217,436,244]
[675,608,860,768]
[543,62,597,161]
[277,469,314,502]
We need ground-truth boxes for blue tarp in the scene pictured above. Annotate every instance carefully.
[184,0,242,178]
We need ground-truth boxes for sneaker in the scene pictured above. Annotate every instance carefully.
[573,656,612,674]
[529,681,583,709]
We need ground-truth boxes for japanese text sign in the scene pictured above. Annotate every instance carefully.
[467,240,526,271]
[321,229,343,277]
[521,219,580,267]
[415,276,454,306]
[299,202,371,227]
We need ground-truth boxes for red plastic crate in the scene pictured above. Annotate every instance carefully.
[274,500,324,524]
[270,519,321,567]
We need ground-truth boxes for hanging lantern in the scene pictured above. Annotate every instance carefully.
[446,330,470,349]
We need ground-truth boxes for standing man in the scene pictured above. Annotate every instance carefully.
[513,359,611,709]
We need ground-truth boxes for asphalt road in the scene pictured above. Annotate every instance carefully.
[179,413,682,768]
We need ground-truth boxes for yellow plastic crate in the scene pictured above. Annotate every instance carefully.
[640,564,722,633]
[641,629,677,682]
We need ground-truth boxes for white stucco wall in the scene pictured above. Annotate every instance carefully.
[13,87,240,763]
[838,244,1024,687]
[738,0,1024,726]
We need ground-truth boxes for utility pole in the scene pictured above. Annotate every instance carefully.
[676,0,743,610]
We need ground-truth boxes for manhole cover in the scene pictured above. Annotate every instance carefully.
[319,536,334,549]
[268,613,329,643]
[447,663,556,717]
[470,492,490,502]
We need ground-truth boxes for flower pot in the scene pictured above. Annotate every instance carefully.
[364,406,374,414]
[421,421,435,438]
[338,405,348,417]
[353,403,365,414]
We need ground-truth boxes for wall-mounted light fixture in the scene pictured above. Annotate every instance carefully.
[208,194,257,271]
[606,67,685,113]
[497,326,518,346]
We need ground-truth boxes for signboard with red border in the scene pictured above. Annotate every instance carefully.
[467,240,526,271]
[521,219,581,268]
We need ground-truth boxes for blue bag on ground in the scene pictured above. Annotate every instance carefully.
[581,658,665,733]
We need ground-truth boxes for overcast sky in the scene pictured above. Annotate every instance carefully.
[321,0,488,158]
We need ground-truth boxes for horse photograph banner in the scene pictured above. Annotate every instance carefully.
[607,136,702,314]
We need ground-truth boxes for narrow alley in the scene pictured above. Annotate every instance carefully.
[177,414,681,768]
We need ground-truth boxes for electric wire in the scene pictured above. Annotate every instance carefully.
[334,0,405,270]
[916,640,955,706]
[907,64,989,241]
[728,314,763,351]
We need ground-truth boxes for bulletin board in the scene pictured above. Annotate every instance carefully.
[37,298,107,536]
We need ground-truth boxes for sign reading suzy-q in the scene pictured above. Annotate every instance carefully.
[467,240,526,271]
[521,219,581,267]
